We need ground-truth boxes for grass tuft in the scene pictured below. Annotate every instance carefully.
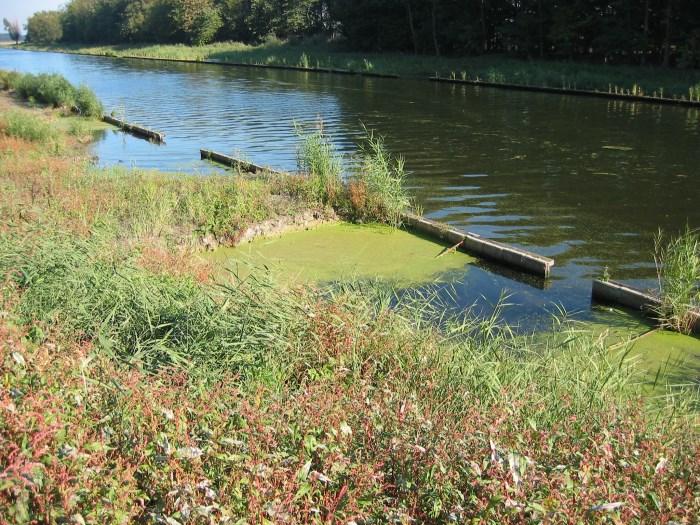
[0,109,60,146]
[296,122,343,207]
[349,127,411,227]
[654,226,700,333]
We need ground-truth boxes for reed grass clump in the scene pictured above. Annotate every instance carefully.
[296,123,343,207]
[653,226,700,333]
[349,129,411,227]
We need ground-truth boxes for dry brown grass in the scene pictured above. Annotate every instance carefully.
[136,245,213,282]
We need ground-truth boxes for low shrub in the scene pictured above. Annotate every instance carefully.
[0,69,21,90]
[15,72,75,108]
[73,83,103,117]
[2,70,103,118]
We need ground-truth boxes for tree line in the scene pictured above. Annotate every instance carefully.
[23,0,700,67]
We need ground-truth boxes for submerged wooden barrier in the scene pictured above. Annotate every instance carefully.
[200,148,284,175]
[103,115,165,143]
[401,212,554,278]
[592,279,700,334]
[430,76,700,108]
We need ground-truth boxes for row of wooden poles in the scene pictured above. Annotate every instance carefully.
[103,118,699,334]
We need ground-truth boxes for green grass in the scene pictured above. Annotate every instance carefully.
[24,39,700,100]
[349,129,412,227]
[0,109,60,145]
[654,227,700,334]
[295,125,412,225]
[1,225,699,522]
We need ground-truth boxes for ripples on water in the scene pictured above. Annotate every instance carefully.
[1,48,698,327]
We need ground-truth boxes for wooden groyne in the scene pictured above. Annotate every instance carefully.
[592,279,700,334]
[401,212,554,278]
[430,77,700,108]
[200,148,284,175]
[103,115,165,143]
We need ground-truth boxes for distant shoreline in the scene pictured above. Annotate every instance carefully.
[16,41,700,107]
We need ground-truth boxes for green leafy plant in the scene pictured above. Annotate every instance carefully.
[5,70,103,118]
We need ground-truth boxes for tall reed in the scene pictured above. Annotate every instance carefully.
[653,226,700,333]
[296,122,343,207]
[349,128,411,227]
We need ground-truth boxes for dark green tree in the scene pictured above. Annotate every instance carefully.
[26,11,63,43]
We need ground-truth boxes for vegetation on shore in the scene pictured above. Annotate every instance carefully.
[1,77,699,523]
[1,69,103,117]
[654,227,700,334]
[23,39,700,100]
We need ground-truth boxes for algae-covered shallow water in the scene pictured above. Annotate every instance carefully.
[207,222,474,285]
[628,331,700,393]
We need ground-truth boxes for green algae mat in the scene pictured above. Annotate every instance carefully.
[628,330,700,391]
[207,222,474,285]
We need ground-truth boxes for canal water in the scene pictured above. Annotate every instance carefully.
[1,48,698,331]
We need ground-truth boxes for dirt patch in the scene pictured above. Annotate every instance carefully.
[201,207,338,251]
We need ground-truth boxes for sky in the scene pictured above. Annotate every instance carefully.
[2,0,65,30]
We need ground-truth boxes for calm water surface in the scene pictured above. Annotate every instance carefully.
[1,48,698,329]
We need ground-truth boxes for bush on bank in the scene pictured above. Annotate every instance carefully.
[0,69,103,117]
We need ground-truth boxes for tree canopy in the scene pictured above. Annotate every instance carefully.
[26,11,63,44]
[17,0,700,67]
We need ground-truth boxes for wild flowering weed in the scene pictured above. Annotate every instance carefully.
[1,316,698,524]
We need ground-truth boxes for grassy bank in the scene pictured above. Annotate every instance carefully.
[1,83,699,522]
[23,39,700,100]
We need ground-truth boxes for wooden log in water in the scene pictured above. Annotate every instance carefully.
[103,115,165,143]
[200,148,283,175]
[400,212,554,278]
[592,279,700,334]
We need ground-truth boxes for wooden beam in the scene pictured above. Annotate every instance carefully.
[200,149,284,175]
[401,212,554,278]
[592,279,700,334]
[103,115,165,143]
